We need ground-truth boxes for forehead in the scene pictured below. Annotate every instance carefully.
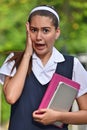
[30,15,53,27]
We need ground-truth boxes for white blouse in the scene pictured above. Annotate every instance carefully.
[0,47,87,98]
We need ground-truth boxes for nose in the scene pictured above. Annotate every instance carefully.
[36,31,42,41]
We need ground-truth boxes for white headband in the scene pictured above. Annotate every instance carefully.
[30,6,59,22]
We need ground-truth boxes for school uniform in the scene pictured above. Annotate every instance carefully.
[0,47,87,130]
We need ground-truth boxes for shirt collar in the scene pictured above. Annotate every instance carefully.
[32,47,65,63]
[52,47,65,63]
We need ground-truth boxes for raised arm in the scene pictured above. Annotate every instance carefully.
[3,22,33,104]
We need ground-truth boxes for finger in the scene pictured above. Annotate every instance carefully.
[26,22,29,31]
[33,115,42,121]
[33,111,44,120]
[33,110,45,115]
[26,22,30,37]
[37,109,47,113]
[34,118,42,123]
[26,22,31,42]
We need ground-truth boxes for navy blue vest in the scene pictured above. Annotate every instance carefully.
[8,55,73,130]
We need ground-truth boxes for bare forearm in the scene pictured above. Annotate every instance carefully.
[59,110,87,125]
[4,53,31,104]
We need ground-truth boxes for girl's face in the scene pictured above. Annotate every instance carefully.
[29,15,60,59]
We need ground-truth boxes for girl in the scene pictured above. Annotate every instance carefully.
[0,5,87,130]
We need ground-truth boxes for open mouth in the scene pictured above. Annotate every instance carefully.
[35,43,46,50]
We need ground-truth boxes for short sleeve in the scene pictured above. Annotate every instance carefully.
[0,53,16,85]
[72,57,87,97]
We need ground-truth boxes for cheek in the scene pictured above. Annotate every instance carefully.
[46,34,56,44]
[30,33,35,41]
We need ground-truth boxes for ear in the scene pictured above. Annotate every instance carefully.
[55,27,60,40]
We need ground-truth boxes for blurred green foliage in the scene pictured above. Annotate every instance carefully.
[0,0,87,54]
[1,85,10,124]
[0,0,87,124]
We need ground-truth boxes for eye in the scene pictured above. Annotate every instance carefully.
[30,28,37,33]
[43,28,49,34]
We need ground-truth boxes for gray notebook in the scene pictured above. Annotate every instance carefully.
[47,82,79,127]
[39,73,80,128]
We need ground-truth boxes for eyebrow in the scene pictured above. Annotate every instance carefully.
[30,26,51,29]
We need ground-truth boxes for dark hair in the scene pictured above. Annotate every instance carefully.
[28,5,59,29]
[6,51,32,75]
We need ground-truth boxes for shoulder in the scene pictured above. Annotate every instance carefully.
[4,52,14,63]
[73,57,84,70]
[72,57,87,97]
[0,52,16,85]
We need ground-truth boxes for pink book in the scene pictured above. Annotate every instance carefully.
[39,73,80,128]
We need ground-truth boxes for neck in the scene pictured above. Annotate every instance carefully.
[36,52,52,66]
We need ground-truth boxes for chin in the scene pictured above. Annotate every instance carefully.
[35,49,46,55]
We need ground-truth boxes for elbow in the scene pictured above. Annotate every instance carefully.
[3,86,18,104]
[5,95,17,104]
[3,90,17,104]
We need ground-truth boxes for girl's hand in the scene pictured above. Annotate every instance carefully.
[32,109,61,125]
[25,22,33,56]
